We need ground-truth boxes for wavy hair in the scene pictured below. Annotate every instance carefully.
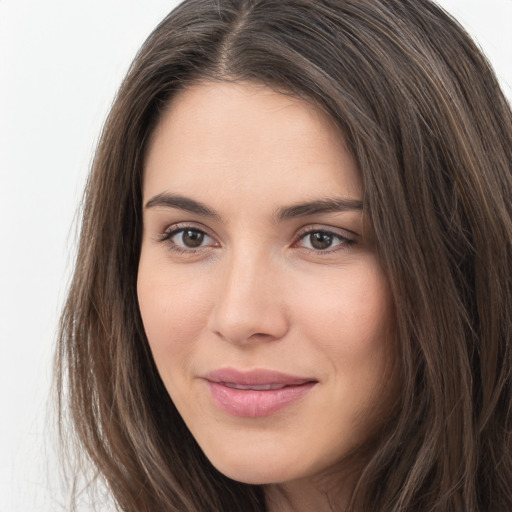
[56,1,512,510]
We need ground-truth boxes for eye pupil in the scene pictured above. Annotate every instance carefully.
[182,230,204,247]
[310,232,333,250]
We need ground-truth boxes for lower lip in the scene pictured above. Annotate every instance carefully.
[206,381,316,417]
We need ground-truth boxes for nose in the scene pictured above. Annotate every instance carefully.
[208,249,289,345]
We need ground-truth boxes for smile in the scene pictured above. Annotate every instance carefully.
[204,368,317,417]
[222,382,288,390]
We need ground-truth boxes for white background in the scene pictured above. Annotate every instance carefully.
[0,1,511,511]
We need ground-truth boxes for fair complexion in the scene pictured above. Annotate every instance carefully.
[137,81,398,511]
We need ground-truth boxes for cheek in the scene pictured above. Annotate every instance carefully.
[291,259,398,415]
[136,258,212,367]
[293,260,393,354]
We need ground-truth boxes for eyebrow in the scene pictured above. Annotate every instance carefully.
[144,192,364,221]
[275,197,364,221]
[145,193,220,218]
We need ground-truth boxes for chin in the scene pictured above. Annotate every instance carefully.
[218,468,294,486]
[205,448,300,485]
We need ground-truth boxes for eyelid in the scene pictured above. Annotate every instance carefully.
[154,222,358,255]
[293,225,358,252]
[157,222,220,252]
[295,223,359,239]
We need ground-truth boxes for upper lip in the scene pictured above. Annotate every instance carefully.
[204,367,316,387]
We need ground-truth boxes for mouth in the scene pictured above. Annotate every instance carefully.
[204,368,318,417]
[220,382,293,391]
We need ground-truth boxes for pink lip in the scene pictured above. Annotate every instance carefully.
[204,368,317,417]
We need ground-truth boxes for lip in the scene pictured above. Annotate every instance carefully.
[204,368,317,417]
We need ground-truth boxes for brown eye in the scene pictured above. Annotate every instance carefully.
[298,229,355,252]
[161,227,217,252]
[180,229,205,248]
[309,232,333,250]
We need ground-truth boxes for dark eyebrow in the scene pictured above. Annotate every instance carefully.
[145,193,219,218]
[275,197,364,221]
[145,193,363,222]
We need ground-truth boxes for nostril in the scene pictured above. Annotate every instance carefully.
[212,322,288,345]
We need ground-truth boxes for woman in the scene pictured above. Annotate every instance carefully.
[56,0,512,510]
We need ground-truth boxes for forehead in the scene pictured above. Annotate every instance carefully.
[143,81,362,205]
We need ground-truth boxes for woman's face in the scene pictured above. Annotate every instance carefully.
[138,81,398,489]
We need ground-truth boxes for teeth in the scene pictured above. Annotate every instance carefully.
[223,382,287,391]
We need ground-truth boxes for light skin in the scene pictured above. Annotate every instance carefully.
[137,81,398,511]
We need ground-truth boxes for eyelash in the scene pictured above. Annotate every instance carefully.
[157,224,217,254]
[294,228,356,253]
[157,224,356,255]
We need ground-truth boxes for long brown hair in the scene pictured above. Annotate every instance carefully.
[56,1,512,510]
